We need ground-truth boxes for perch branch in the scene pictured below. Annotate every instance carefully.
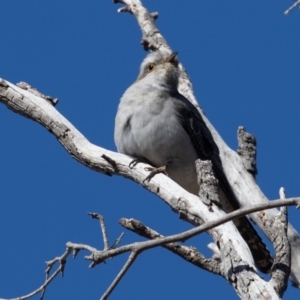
[0,59,295,300]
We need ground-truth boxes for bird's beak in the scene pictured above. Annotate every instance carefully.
[167,52,178,64]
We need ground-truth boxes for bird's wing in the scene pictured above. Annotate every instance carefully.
[172,91,273,273]
[172,93,213,160]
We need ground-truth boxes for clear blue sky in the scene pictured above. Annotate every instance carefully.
[1,1,300,299]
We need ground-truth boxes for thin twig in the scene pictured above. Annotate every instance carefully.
[284,0,300,15]
[120,218,220,274]
[90,198,299,265]
[100,252,138,300]
[3,248,72,300]
[100,215,109,250]
[3,198,298,300]
[99,196,299,298]
[88,212,110,250]
[110,232,125,249]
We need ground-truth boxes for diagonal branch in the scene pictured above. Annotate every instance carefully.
[100,251,138,300]
[2,247,72,300]
[284,0,300,15]
[119,218,221,275]
[79,198,300,267]
[3,196,298,300]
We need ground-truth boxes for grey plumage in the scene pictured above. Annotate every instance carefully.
[114,50,273,273]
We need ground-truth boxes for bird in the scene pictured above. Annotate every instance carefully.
[114,50,273,273]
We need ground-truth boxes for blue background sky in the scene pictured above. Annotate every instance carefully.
[1,1,300,299]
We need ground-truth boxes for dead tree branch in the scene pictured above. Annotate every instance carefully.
[284,0,300,15]
[3,198,299,300]
[268,188,291,297]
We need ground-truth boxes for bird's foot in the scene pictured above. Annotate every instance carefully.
[129,157,148,169]
[143,165,168,183]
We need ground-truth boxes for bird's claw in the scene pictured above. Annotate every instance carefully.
[129,158,143,169]
[143,165,168,183]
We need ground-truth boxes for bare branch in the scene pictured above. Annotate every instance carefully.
[17,81,58,106]
[114,0,167,52]
[269,188,291,297]
[100,252,138,300]
[88,213,110,250]
[85,198,300,267]
[1,247,72,300]
[1,70,298,299]
[284,0,300,15]
[87,212,125,252]
[237,126,257,176]
[3,196,297,300]
[110,232,125,250]
[196,159,221,209]
[120,218,221,275]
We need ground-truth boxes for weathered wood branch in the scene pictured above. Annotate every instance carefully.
[0,78,283,299]
[196,159,221,208]
[237,126,257,176]
[4,194,298,300]
[119,217,221,275]
[268,188,291,297]
[284,0,300,15]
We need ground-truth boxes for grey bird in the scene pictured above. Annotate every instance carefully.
[114,50,273,273]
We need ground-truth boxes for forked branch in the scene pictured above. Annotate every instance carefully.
[3,198,298,300]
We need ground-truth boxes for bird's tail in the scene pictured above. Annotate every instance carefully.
[216,168,273,273]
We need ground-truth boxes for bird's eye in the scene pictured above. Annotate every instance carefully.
[147,63,155,72]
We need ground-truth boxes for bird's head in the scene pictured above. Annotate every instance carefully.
[137,51,180,91]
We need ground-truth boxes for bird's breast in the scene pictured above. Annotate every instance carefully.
[115,86,199,194]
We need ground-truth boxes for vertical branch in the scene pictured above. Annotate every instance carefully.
[237,126,257,176]
[269,188,291,297]
[196,159,221,209]
[88,213,110,250]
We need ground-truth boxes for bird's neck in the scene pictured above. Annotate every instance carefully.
[148,81,177,94]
